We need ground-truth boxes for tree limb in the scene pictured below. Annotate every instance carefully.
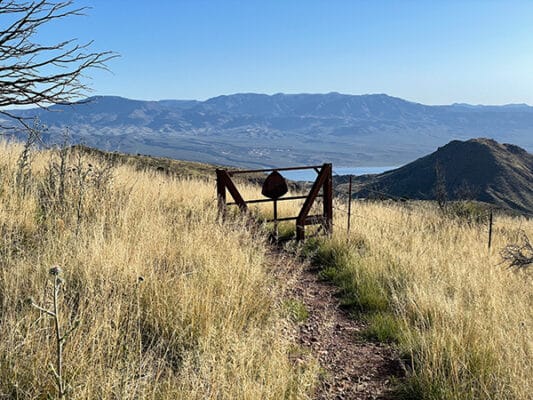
[0,0,117,127]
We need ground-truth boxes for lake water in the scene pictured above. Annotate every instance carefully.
[282,166,399,182]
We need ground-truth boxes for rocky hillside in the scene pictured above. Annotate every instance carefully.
[338,138,533,213]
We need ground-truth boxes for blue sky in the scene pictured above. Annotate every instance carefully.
[39,0,533,105]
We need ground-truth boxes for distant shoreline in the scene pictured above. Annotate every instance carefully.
[283,166,398,182]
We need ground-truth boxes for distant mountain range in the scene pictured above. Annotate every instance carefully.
[4,93,533,168]
[336,138,533,213]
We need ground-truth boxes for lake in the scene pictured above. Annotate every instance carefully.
[282,166,399,182]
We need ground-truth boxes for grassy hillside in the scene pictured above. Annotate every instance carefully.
[0,141,316,399]
[219,173,533,398]
[2,139,531,399]
[72,145,221,179]
[307,201,532,400]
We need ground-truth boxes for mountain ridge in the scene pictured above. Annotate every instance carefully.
[4,93,533,168]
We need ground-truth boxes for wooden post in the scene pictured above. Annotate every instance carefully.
[488,211,493,249]
[347,175,352,238]
[296,163,332,241]
[217,169,248,212]
[273,199,278,241]
[323,163,333,235]
[216,169,226,217]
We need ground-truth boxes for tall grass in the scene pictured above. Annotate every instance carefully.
[4,138,530,399]
[314,201,532,399]
[0,141,316,399]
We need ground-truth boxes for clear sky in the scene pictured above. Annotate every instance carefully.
[39,0,533,105]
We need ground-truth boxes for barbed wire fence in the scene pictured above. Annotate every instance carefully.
[328,167,533,261]
[209,164,531,268]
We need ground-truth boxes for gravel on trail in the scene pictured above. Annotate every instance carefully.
[287,261,404,400]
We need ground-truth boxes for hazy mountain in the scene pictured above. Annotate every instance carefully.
[4,93,533,168]
[338,138,533,213]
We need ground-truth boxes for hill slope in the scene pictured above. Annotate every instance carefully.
[4,93,533,168]
[0,141,316,398]
[340,138,533,213]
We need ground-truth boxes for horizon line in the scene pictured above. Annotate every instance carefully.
[87,92,533,108]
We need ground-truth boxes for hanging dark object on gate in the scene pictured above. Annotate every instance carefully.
[261,171,288,199]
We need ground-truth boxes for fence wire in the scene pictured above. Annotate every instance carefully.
[329,166,532,255]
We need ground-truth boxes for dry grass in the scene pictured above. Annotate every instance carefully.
[318,200,533,399]
[4,138,531,399]
[238,179,533,399]
[0,141,316,399]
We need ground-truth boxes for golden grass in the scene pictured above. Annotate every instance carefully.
[323,200,533,399]
[227,177,533,398]
[0,141,316,399]
[3,138,531,399]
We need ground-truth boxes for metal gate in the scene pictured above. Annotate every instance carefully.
[216,163,333,241]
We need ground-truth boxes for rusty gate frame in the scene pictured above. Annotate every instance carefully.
[216,163,333,241]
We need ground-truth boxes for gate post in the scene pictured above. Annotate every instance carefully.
[323,163,333,235]
[296,163,332,241]
[216,169,227,217]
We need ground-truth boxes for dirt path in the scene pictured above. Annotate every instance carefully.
[286,260,404,399]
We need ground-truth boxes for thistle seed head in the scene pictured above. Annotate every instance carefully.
[49,266,63,276]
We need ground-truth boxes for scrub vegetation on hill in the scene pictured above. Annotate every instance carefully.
[337,138,533,214]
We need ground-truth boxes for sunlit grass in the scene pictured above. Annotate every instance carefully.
[0,141,317,399]
[311,200,532,399]
[3,138,530,399]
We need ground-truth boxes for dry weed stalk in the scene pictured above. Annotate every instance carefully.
[15,118,46,194]
[40,143,115,231]
[27,266,78,399]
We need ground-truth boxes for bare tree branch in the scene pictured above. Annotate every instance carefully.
[0,0,117,125]
[501,231,533,269]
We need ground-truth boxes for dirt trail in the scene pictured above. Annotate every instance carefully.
[284,258,403,399]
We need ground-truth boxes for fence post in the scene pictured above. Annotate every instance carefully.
[323,163,333,236]
[273,199,278,241]
[216,169,226,217]
[488,211,493,249]
[347,175,352,238]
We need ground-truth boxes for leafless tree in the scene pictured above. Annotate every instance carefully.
[0,0,116,130]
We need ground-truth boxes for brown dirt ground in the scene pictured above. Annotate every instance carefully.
[274,252,404,400]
